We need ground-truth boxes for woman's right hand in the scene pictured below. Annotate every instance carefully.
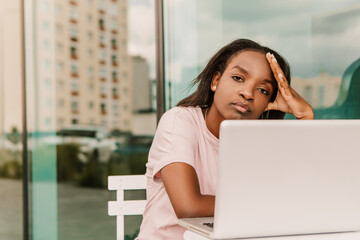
[265,53,314,120]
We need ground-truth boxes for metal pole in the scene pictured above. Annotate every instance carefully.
[155,0,165,123]
[20,0,29,239]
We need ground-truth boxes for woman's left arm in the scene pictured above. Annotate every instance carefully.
[265,53,314,120]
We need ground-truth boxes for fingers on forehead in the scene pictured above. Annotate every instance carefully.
[267,53,286,82]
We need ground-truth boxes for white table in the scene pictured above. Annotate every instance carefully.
[184,230,360,240]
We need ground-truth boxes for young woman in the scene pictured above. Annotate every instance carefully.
[136,39,314,239]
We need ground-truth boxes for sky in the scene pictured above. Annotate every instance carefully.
[128,0,360,81]
[128,0,156,78]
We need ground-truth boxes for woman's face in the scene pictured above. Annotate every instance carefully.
[211,50,275,120]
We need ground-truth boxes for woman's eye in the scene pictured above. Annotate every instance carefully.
[258,88,269,95]
[232,76,244,82]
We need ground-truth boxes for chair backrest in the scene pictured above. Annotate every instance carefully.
[108,175,147,240]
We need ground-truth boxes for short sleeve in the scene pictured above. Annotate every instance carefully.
[145,108,198,180]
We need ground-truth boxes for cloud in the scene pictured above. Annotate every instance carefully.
[219,0,360,77]
[127,0,360,80]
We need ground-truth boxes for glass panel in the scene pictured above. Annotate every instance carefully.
[25,0,156,239]
[163,0,360,120]
[0,1,24,240]
[163,0,223,109]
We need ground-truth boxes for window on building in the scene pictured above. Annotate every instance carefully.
[57,99,65,108]
[57,80,64,90]
[41,1,49,12]
[122,72,127,80]
[56,61,64,72]
[56,42,63,53]
[100,34,106,47]
[87,31,93,41]
[46,98,52,108]
[87,14,93,23]
[110,19,117,31]
[99,68,106,78]
[88,67,94,78]
[71,81,79,92]
[111,38,117,48]
[43,40,50,49]
[113,104,119,116]
[89,101,94,109]
[112,71,117,80]
[55,4,63,16]
[71,81,79,91]
[111,55,117,65]
[57,118,64,126]
[44,78,51,88]
[70,6,78,20]
[99,19,105,30]
[88,49,93,58]
[45,117,52,126]
[101,85,107,95]
[71,66,77,76]
[112,88,118,98]
[70,25,78,40]
[304,86,312,104]
[42,21,49,31]
[100,103,106,113]
[70,47,77,58]
[56,24,63,34]
[89,83,94,92]
[99,50,106,62]
[71,101,78,112]
[121,39,126,49]
[98,0,105,10]
[43,59,50,69]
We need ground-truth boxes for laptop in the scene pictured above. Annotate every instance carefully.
[178,120,360,239]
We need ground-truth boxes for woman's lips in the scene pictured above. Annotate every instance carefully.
[232,102,250,113]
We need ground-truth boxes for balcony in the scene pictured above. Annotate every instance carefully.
[70,36,78,42]
[71,91,79,96]
[71,72,79,78]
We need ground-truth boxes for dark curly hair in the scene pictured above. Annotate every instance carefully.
[177,39,291,119]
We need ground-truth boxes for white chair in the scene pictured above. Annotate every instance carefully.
[108,175,147,240]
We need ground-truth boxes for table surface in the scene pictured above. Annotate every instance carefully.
[184,230,360,240]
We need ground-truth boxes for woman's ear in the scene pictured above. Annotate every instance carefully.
[211,72,220,92]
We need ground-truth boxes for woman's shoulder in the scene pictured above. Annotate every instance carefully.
[160,106,202,125]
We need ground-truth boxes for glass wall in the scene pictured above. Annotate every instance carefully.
[0,1,24,240]
[24,0,156,239]
[163,0,360,119]
[4,1,360,240]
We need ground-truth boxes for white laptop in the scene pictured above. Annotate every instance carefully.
[178,120,360,239]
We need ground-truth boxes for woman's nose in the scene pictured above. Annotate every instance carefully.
[239,85,255,101]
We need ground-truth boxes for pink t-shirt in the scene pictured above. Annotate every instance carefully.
[136,106,219,240]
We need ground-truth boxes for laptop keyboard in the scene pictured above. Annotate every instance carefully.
[203,222,214,228]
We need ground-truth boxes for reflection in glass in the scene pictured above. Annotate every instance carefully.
[26,0,156,239]
[0,1,23,239]
[163,0,360,120]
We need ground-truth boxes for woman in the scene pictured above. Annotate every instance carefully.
[136,39,313,239]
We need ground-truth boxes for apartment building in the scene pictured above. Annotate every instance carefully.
[292,73,342,109]
[35,0,131,132]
